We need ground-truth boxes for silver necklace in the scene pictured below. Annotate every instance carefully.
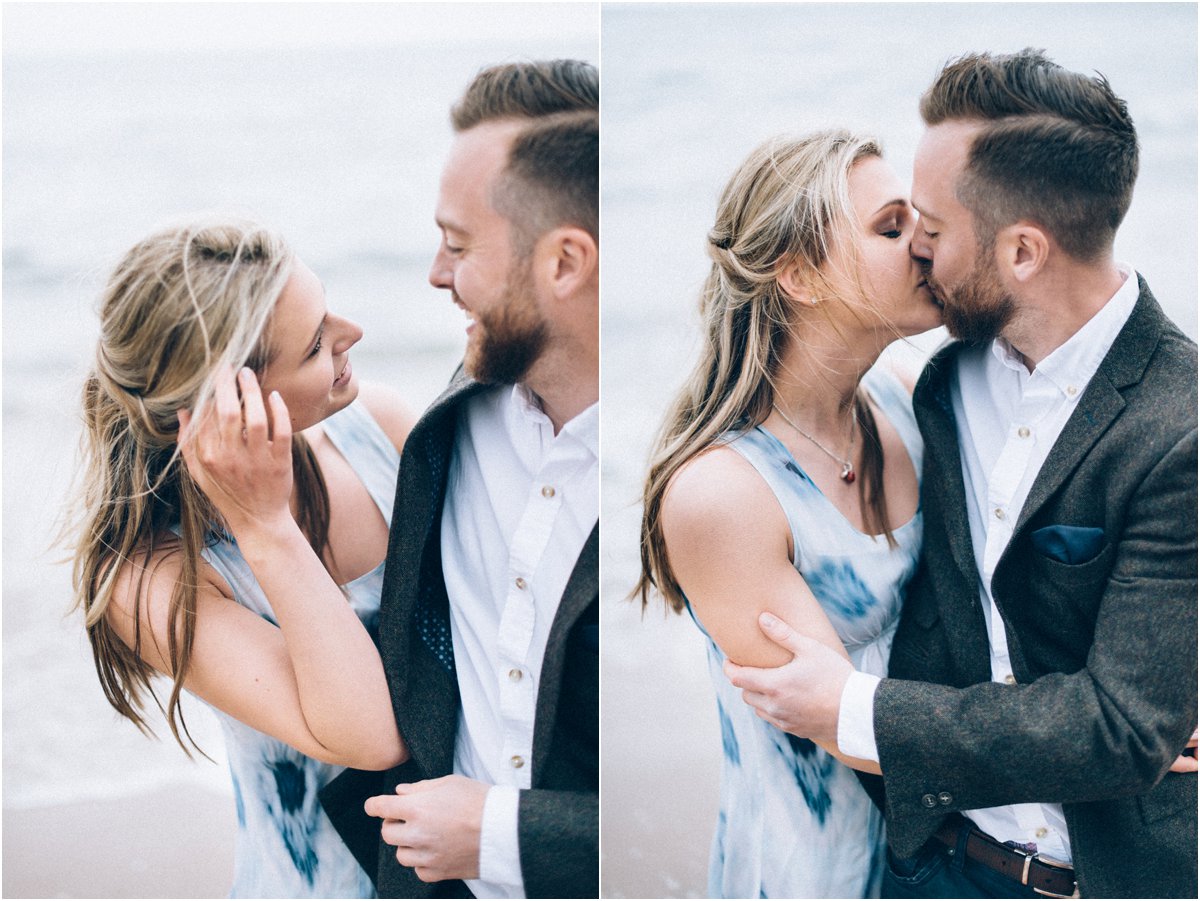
[771,403,857,483]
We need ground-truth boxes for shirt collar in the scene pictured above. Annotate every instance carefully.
[989,263,1139,398]
[506,383,599,460]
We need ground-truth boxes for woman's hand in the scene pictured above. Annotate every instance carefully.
[1169,729,1198,773]
[177,366,293,536]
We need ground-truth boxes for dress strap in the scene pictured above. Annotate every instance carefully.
[319,400,401,526]
[862,365,923,485]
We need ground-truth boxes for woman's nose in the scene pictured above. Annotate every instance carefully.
[332,314,363,352]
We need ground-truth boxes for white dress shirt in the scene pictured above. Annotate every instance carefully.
[839,265,1140,861]
[441,384,598,898]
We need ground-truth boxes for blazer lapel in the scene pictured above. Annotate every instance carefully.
[1011,279,1163,538]
[530,523,598,780]
[383,366,488,779]
[914,342,982,593]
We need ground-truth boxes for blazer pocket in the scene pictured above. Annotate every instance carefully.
[1030,524,1105,564]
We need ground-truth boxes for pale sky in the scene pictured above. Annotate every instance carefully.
[3,2,599,57]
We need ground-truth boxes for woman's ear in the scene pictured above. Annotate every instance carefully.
[777,258,817,307]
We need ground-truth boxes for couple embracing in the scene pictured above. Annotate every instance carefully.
[637,49,1197,898]
[71,61,598,898]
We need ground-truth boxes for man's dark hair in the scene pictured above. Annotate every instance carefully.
[451,59,598,131]
[453,60,599,250]
[495,110,598,246]
[921,48,1138,260]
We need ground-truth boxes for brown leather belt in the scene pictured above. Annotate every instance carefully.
[933,814,1078,898]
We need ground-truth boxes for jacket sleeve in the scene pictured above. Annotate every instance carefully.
[875,430,1198,854]
[517,787,599,898]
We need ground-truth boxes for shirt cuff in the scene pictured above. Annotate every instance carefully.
[837,670,882,762]
[478,784,524,892]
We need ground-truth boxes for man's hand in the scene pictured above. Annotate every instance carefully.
[723,611,853,746]
[1169,729,1198,773]
[365,775,490,883]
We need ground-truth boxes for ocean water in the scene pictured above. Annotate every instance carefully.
[600,3,1197,897]
[2,29,597,816]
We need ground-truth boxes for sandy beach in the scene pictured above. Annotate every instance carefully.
[4,786,235,898]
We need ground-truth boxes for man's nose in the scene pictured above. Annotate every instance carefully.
[909,230,932,265]
[428,247,452,289]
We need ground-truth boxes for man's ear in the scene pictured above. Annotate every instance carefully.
[537,225,597,300]
[998,222,1049,283]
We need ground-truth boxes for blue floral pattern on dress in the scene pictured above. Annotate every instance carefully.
[685,366,923,898]
[179,400,397,898]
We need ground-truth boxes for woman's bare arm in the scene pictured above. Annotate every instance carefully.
[661,445,881,775]
[147,366,406,769]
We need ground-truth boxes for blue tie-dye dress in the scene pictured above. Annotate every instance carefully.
[190,400,397,898]
[687,366,923,899]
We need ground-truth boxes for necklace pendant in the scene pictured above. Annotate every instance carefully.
[840,463,856,484]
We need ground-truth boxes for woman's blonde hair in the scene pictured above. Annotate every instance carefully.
[635,130,897,613]
[69,216,331,752]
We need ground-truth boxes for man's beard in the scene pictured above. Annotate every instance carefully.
[924,245,1016,345]
[463,259,549,385]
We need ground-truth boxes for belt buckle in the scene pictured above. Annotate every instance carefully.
[1022,851,1078,898]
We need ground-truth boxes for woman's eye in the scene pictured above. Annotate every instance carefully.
[882,228,902,239]
[308,337,322,359]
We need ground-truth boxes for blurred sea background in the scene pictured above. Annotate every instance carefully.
[2,3,596,896]
[600,3,1196,898]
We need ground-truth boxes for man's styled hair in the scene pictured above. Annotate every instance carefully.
[921,48,1139,261]
[453,60,599,249]
[451,59,598,130]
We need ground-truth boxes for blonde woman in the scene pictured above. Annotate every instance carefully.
[635,131,942,897]
[70,218,414,897]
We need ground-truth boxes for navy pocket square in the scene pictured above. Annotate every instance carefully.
[1030,524,1106,564]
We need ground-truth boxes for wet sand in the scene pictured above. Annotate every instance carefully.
[3,785,235,898]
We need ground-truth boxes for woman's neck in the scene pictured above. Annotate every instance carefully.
[770,315,881,433]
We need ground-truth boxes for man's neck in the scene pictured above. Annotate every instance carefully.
[523,359,598,435]
[1003,259,1127,371]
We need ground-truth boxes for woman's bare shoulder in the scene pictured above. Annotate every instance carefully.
[354,381,418,454]
[107,537,233,657]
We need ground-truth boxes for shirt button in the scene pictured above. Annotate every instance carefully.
[511,755,525,769]
[1035,827,1048,839]
[1004,674,1017,685]
[508,668,523,682]
[541,485,556,499]
[994,507,1006,520]
[514,577,527,590]
[1017,426,1031,438]
[937,792,953,805]
[921,793,938,808]
[1067,385,1078,396]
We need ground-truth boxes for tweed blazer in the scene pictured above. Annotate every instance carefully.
[320,368,599,899]
[872,279,1197,898]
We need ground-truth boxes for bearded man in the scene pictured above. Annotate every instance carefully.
[729,49,1196,898]
[321,60,598,899]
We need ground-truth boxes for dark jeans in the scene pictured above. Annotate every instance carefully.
[882,823,1044,899]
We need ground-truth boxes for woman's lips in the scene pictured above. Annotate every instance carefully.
[333,358,352,387]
